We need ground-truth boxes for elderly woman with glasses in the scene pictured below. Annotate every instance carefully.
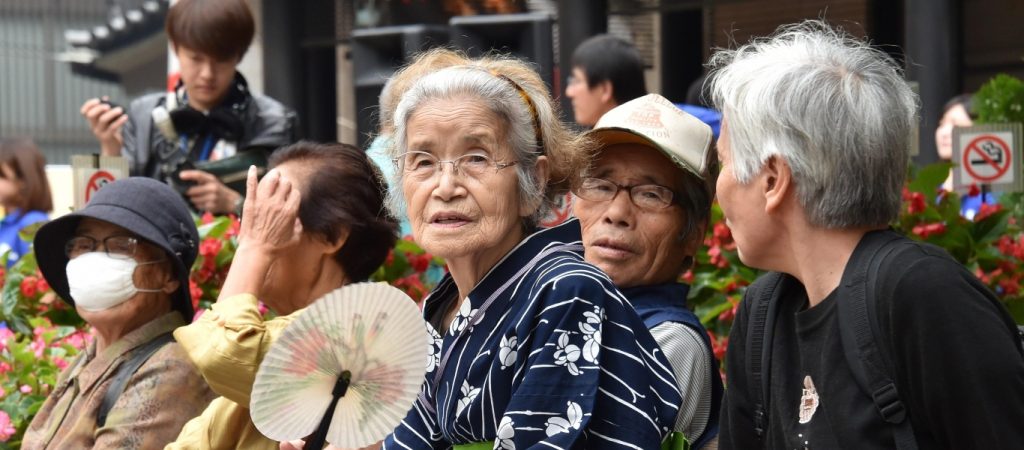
[369,55,683,449]
[23,178,215,449]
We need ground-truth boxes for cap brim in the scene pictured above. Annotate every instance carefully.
[35,205,194,321]
[587,127,704,179]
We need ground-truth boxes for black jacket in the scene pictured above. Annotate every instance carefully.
[120,75,297,180]
[720,232,1024,449]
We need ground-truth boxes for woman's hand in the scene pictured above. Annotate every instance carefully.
[216,166,302,300]
[238,165,303,255]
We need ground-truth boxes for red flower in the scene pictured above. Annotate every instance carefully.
[199,238,223,258]
[385,248,395,266]
[912,222,947,238]
[680,269,695,284]
[225,216,241,238]
[201,212,215,224]
[968,183,981,197]
[906,191,926,215]
[974,203,1003,222]
[713,222,732,240]
[35,277,50,295]
[20,276,38,298]
[189,280,203,309]
[410,253,430,273]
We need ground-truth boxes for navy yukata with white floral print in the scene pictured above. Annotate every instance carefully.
[383,219,682,449]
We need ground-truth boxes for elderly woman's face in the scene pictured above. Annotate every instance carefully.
[257,161,345,311]
[573,144,695,288]
[70,218,176,320]
[400,97,529,262]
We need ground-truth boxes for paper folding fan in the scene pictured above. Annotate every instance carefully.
[250,282,430,449]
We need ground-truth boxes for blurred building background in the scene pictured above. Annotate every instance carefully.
[1,0,1022,166]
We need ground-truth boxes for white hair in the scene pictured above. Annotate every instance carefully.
[387,65,552,225]
[708,20,918,228]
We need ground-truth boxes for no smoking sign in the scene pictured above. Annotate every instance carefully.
[953,125,1022,193]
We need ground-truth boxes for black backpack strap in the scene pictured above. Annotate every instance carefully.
[745,271,789,440]
[836,231,918,450]
[96,332,175,428]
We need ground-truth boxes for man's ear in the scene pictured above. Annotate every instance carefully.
[521,156,550,217]
[597,80,615,105]
[762,155,793,214]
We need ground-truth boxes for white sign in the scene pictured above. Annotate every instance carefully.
[71,155,130,210]
[952,124,1022,193]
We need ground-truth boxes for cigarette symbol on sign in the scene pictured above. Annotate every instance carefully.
[970,141,1004,165]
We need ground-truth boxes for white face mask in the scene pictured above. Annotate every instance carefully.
[66,252,164,312]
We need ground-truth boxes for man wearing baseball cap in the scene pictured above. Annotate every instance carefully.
[572,93,723,449]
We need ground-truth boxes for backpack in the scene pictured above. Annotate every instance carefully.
[743,230,1024,450]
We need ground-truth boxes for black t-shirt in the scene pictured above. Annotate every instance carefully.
[720,235,1024,450]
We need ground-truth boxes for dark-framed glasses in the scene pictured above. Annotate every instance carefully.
[393,151,517,180]
[65,235,139,260]
[574,177,677,211]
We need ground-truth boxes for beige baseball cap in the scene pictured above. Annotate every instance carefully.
[588,93,714,182]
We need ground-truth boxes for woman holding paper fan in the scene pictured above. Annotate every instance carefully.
[370,56,683,449]
[167,141,399,450]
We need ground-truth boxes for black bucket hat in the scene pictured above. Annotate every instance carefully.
[35,177,200,321]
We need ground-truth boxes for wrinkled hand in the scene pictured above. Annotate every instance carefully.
[180,170,241,214]
[80,97,126,156]
[238,165,302,256]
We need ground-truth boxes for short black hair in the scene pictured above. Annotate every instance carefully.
[942,94,977,120]
[571,35,647,105]
[166,0,254,61]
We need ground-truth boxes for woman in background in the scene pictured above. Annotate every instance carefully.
[0,137,52,266]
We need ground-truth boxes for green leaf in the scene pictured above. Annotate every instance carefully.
[908,162,952,203]
[971,209,1010,245]
[1,272,24,318]
[196,216,231,239]
[16,222,44,245]
[697,300,733,325]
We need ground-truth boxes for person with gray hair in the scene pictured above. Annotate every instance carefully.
[709,21,1024,449]
[373,54,681,449]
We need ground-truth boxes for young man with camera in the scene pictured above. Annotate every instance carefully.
[81,0,296,215]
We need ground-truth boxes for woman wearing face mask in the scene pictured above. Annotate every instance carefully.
[22,177,215,449]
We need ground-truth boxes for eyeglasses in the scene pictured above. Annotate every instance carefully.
[393,151,517,180]
[574,177,677,211]
[65,235,140,260]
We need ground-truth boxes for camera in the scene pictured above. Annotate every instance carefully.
[162,154,197,197]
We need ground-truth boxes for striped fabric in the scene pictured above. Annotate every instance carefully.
[383,219,682,449]
[650,322,713,441]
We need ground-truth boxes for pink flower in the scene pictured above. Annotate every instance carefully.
[0,386,6,398]
[19,384,31,394]
[54,356,69,370]
[0,410,15,442]
[0,362,11,374]
[30,337,46,358]
[62,331,90,350]
[0,328,14,350]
